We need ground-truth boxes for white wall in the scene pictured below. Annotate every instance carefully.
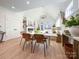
[17,7,56,29]
[0,6,59,41]
[0,7,21,41]
[0,7,6,31]
[55,17,62,27]
[73,0,78,12]
[65,0,79,19]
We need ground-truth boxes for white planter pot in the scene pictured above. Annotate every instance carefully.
[69,26,79,37]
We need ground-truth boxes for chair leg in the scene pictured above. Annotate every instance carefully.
[20,38,22,45]
[48,37,50,45]
[31,41,33,53]
[23,41,26,50]
[44,43,46,56]
[33,42,36,53]
[46,41,48,49]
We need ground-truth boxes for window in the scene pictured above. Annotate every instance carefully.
[65,0,73,19]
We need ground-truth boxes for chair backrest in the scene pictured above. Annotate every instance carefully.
[22,33,31,40]
[33,34,45,43]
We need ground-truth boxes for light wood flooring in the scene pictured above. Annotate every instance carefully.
[0,38,68,59]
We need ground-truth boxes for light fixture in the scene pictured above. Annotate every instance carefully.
[26,1,30,5]
[11,6,15,9]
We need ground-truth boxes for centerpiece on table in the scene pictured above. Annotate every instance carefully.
[35,26,42,34]
[64,14,79,37]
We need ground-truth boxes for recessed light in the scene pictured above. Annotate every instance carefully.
[11,6,15,9]
[26,1,30,5]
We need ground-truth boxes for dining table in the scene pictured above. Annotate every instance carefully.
[43,33,57,45]
[28,31,57,45]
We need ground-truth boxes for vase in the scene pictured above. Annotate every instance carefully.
[69,26,79,37]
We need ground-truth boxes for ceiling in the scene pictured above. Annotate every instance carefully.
[0,0,72,12]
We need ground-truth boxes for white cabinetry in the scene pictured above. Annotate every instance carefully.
[78,0,79,8]
[65,0,73,18]
[73,0,78,12]
[65,0,79,18]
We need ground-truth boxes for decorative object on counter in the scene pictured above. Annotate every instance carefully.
[64,30,71,36]
[35,25,41,34]
[64,14,79,37]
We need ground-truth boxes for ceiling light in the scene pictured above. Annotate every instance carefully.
[11,6,15,9]
[57,0,66,3]
[26,1,30,5]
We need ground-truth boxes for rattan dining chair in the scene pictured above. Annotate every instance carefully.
[20,31,25,45]
[21,33,33,52]
[33,34,47,56]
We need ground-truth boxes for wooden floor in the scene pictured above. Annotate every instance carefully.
[0,38,68,59]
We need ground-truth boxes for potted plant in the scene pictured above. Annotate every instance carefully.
[35,25,41,34]
[64,14,79,37]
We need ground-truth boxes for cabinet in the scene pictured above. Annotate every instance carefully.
[56,34,61,43]
[62,34,79,59]
[65,0,79,18]
[74,40,79,59]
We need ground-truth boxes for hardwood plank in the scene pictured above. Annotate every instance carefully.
[0,38,67,59]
